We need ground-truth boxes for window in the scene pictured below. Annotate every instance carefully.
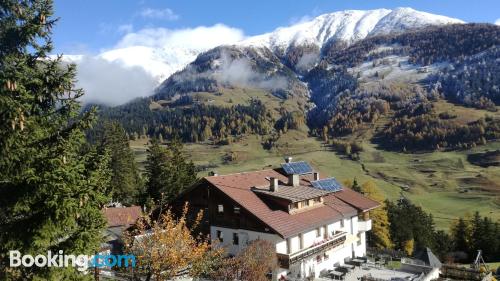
[340,219,345,228]
[217,204,224,214]
[302,200,309,207]
[299,234,304,249]
[216,230,223,242]
[234,206,240,214]
[315,227,321,238]
[324,253,329,260]
[313,197,321,204]
[316,255,322,263]
[357,233,362,246]
[233,233,239,245]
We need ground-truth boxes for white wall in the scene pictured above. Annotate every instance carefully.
[285,216,358,255]
[210,226,282,256]
[210,214,369,280]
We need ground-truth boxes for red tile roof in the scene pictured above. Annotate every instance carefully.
[102,206,142,227]
[205,169,380,238]
[333,188,380,211]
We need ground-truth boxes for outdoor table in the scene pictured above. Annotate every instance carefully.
[351,258,365,266]
[329,270,345,280]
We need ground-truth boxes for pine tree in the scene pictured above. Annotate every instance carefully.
[0,1,110,279]
[96,121,143,205]
[144,138,197,205]
[387,198,436,253]
[451,217,472,258]
[351,178,362,193]
[145,139,171,204]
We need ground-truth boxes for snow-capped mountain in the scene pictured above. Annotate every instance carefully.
[99,46,201,83]
[115,7,462,82]
[89,7,464,82]
[70,7,465,105]
[241,7,464,50]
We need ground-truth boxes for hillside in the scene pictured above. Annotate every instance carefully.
[95,12,500,229]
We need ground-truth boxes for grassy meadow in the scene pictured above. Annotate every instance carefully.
[130,122,500,230]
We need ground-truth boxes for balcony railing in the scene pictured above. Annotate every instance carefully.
[277,232,347,269]
[358,219,372,232]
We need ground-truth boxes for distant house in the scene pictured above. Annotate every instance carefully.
[173,158,380,280]
[101,205,142,254]
[401,247,442,280]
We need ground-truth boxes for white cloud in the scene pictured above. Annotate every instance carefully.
[215,50,287,90]
[495,18,500,26]
[115,24,245,49]
[74,56,157,106]
[67,24,246,105]
[139,8,179,21]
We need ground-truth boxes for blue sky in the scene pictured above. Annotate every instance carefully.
[53,0,500,54]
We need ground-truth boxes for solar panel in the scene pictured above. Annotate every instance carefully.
[311,178,343,192]
[281,161,313,175]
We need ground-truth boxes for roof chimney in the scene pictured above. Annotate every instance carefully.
[208,171,218,177]
[270,177,279,192]
[289,174,300,187]
[313,172,320,181]
[285,156,293,163]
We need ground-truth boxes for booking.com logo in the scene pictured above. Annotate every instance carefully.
[9,250,136,272]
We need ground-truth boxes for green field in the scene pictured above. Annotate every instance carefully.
[130,123,500,231]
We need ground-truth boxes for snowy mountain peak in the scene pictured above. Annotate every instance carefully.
[67,7,465,105]
[240,8,464,50]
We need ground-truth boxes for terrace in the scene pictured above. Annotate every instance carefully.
[277,231,347,269]
[318,263,422,281]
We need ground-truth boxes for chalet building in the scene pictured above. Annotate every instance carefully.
[101,204,142,254]
[174,159,379,280]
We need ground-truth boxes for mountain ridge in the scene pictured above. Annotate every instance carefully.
[240,7,463,51]
[68,7,464,90]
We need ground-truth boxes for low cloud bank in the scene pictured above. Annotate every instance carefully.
[65,24,246,106]
[75,57,156,106]
[215,51,288,90]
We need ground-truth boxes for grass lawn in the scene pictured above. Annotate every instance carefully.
[130,126,500,231]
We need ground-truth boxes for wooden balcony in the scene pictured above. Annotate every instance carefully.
[277,232,347,269]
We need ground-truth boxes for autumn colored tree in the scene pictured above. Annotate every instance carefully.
[361,181,393,250]
[211,239,277,281]
[126,204,218,281]
[403,239,415,256]
[238,239,278,281]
